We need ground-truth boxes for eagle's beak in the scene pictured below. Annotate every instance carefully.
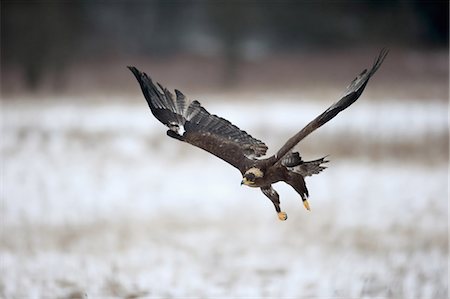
[241,177,254,186]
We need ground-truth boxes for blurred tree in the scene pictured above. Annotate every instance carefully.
[2,2,84,91]
[1,1,448,93]
[208,2,245,87]
[413,1,449,45]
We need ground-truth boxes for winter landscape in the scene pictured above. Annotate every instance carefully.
[3,1,449,297]
[1,91,447,298]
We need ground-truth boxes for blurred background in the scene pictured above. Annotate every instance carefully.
[1,1,448,298]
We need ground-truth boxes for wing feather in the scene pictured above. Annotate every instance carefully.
[272,49,388,163]
[128,66,268,172]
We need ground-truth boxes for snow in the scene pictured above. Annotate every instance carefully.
[1,96,448,298]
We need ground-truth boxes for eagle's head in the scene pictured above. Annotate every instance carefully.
[241,167,264,186]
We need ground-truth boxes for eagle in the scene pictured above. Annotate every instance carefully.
[128,49,388,221]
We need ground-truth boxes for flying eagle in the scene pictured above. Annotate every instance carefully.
[128,49,388,221]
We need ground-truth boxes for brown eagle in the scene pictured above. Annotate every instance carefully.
[128,49,388,221]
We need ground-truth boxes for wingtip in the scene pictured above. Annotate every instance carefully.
[127,66,155,84]
[379,48,389,61]
[370,48,389,74]
[127,65,141,78]
[127,65,138,72]
[174,89,185,98]
[374,48,389,68]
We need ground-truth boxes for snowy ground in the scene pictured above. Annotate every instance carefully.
[1,95,448,298]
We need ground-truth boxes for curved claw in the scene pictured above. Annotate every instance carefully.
[278,211,288,221]
[303,199,311,211]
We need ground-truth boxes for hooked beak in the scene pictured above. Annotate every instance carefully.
[241,177,251,186]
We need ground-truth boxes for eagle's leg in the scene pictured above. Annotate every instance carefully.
[286,174,311,211]
[261,185,287,221]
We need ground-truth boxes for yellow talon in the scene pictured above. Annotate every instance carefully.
[303,200,311,211]
[278,211,288,221]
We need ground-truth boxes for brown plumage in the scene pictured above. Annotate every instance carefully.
[128,49,388,220]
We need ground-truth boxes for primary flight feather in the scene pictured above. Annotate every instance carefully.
[128,49,388,220]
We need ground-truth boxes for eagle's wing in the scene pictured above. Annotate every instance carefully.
[128,67,268,173]
[273,48,388,163]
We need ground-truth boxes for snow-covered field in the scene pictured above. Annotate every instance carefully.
[1,95,448,298]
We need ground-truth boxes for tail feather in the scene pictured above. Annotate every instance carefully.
[283,153,329,177]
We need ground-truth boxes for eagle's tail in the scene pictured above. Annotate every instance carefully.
[282,152,329,177]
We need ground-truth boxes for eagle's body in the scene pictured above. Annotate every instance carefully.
[129,49,388,220]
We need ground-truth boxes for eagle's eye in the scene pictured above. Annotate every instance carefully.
[245,173,256,181]
[242,167,263,186]
[241,173,256,186]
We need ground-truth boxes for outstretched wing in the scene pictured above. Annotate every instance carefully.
[273,48,388,163]
[128,66,268,173]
